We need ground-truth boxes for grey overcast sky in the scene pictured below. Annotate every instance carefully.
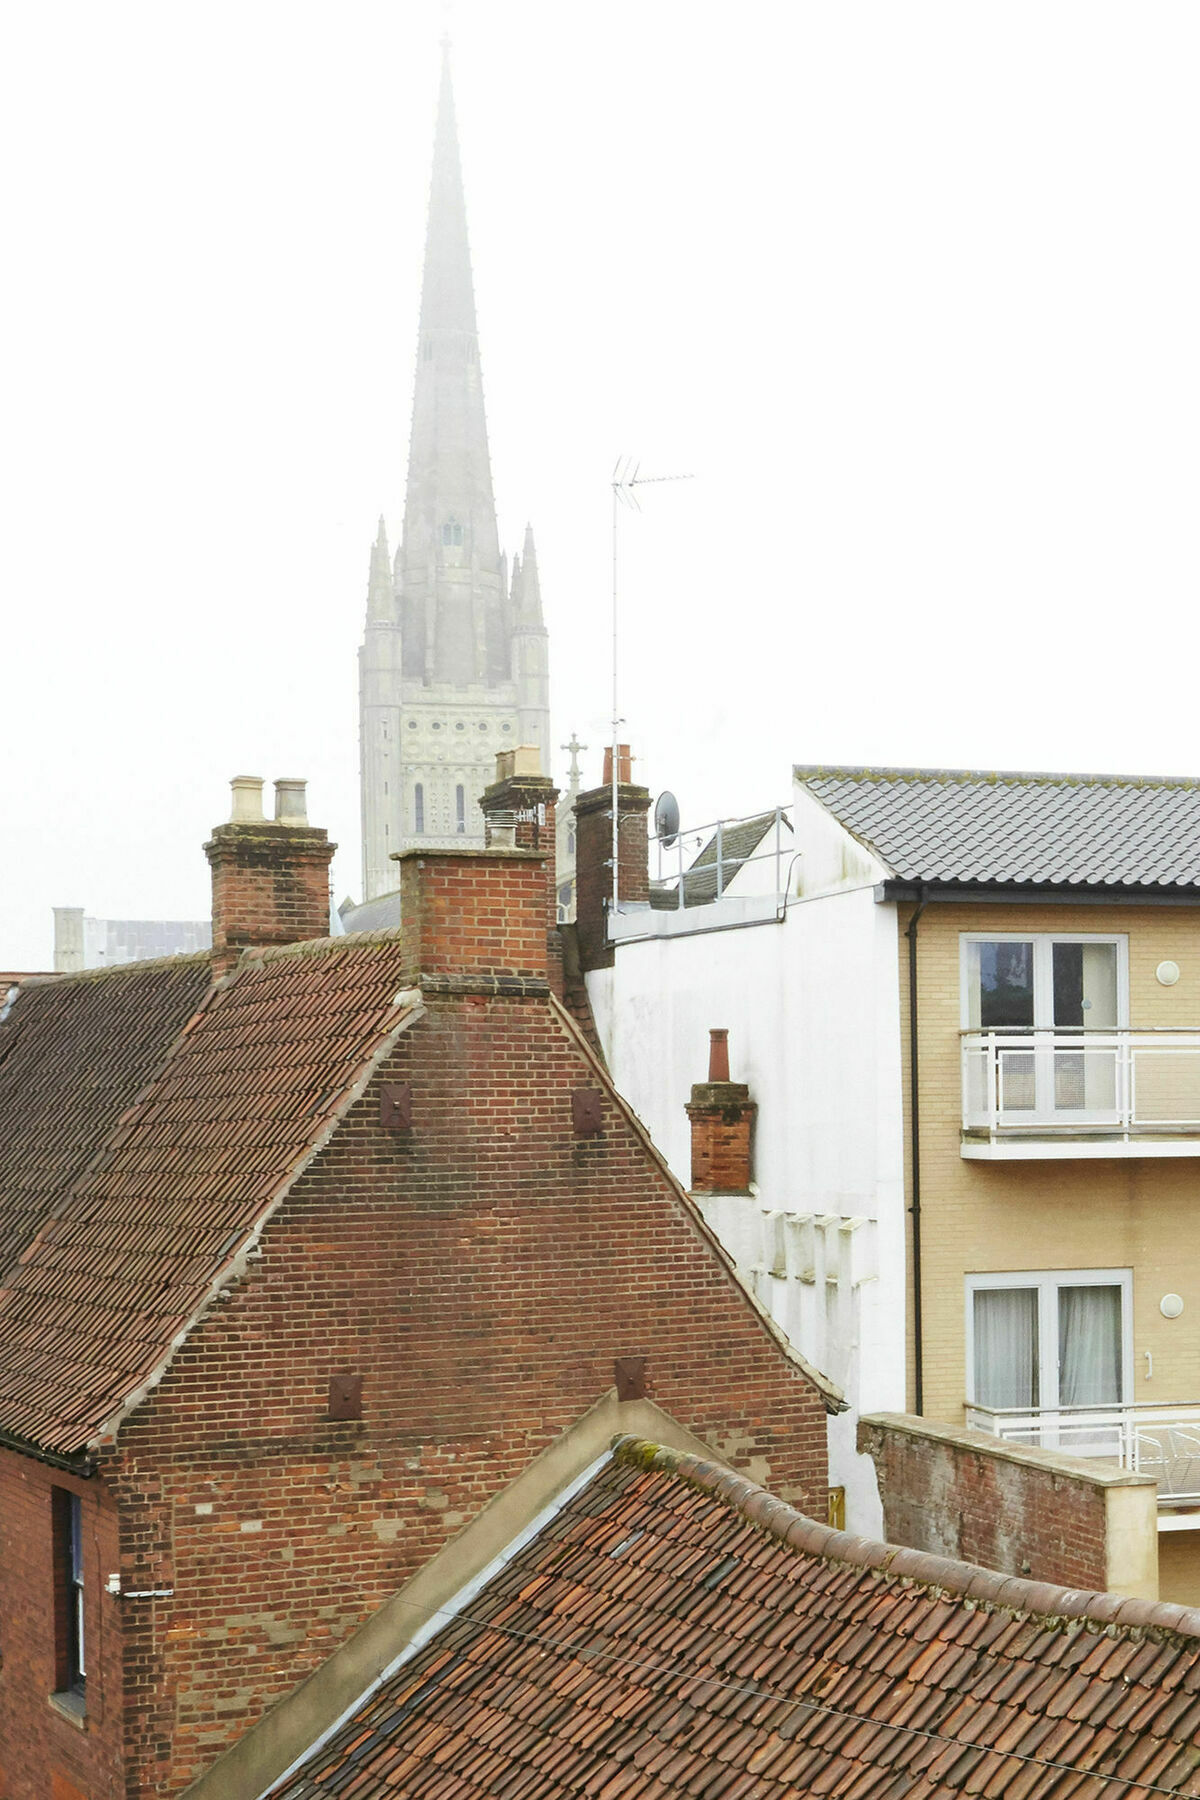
[3,1,1199,968]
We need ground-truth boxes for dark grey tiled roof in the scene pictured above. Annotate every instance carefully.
[795,766,1200,889]
[650,811,791,909]
[337,890,402,934]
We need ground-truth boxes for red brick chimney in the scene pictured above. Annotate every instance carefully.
[205,777,335,978]
[573,744,651,972]
[478,747,562,996]
[686,1029,757,1194]
[392,753,551,984]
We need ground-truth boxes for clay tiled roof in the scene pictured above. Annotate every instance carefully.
[270,1437,1200,1800]
[0,938,419,1457]
[796,765,1200,890]
[0,957,212,1286]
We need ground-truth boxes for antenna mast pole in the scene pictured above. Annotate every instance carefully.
[609,461,694,920]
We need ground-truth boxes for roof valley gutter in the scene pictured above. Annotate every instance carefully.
[906,884,928,1418]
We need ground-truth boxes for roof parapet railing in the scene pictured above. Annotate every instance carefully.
[651,805,793,911]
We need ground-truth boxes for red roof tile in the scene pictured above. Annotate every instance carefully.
[266,1438,1200,1800]
[0,938,418,1456]
[0,957,211,1289]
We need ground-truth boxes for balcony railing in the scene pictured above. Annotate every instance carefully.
[967,1401,1200,1504]
[961,1028,1200,1141]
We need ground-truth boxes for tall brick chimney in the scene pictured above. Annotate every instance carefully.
[573,744,651,972]
[205,777,336,977]
[478,747,562,996]
[686,1029,757,1194]
[391,749,552,986]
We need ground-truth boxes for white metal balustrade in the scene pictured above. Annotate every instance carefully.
[961,1029,1200,1141]
[966,1401,1200,1504]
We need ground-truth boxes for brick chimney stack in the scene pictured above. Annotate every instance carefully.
[205,777,336,978]
[686,1029,757,1195]
[479,747,562,995]
[573,744,651,972]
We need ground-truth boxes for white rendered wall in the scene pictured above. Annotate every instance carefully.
[588,784,905,1534]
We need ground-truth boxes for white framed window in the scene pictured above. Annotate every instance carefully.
[961,933,1128,1126]
[966,1268,1133,1428]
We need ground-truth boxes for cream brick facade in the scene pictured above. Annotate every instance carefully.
[901,898,1200,1602]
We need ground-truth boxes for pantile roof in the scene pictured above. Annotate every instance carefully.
[796,766,1200,890]
[270,1436,1200,1800]
[0,936,418,1457]
[0,956,212,1287]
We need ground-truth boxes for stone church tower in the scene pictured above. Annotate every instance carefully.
[358,45,551,901]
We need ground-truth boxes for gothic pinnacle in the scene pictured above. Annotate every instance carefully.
[366,516,393,623]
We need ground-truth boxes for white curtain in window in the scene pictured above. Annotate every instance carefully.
[973,1288,1038,1408]
[1058,1284,1122,1407]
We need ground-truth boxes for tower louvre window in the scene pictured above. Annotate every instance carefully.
[441,520,463,547]
[456,785,466,834]
[414,784,425,835]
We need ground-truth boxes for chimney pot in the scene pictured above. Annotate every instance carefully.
[708,1028,731,1082]
[602,744,633,786]
[229,776,265,823]
[274,778,308,825]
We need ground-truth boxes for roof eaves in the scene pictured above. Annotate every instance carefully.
[89,991,426,1452]
[879,878,1200,905]
[613,1436,1200,1640]
[548,996,846,1416]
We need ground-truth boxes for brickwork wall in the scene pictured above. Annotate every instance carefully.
[479,772,563,998]
[396,849,549,979]
[107,992,830,1795]
[900,899,1200,1423]
[858,1415,1109,1592]
[687,1086,756,1193]
[205,825,335,976]
[0,1451,124,1800]
[573,783,650,971]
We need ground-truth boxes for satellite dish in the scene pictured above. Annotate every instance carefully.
[654,790,680,847]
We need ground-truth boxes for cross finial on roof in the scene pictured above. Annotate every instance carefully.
[562,733,587,786]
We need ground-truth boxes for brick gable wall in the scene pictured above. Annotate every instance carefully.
[104,993,830,1795]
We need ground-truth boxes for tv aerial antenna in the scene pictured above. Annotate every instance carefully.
[610,459,694,915]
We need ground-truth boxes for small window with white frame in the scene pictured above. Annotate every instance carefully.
[966,1267,1132,1455]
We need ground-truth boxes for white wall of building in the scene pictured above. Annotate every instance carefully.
[588,779,906,1533]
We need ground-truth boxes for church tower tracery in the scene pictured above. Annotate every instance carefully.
[358,42,551,901]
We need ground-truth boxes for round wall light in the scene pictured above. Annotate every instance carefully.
[1157,961,1181,986]
[1161,1293,1185,1319]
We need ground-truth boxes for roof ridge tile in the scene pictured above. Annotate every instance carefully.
[610,1437,1200,1645]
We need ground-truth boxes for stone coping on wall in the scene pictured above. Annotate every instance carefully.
[860,1410,1158,1489]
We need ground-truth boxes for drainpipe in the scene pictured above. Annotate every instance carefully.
[906,884,928,1415]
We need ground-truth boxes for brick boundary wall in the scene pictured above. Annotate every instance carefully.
[858,1412,1157,1596]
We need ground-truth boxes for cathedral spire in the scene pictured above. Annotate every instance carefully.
[399,40,503,687]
